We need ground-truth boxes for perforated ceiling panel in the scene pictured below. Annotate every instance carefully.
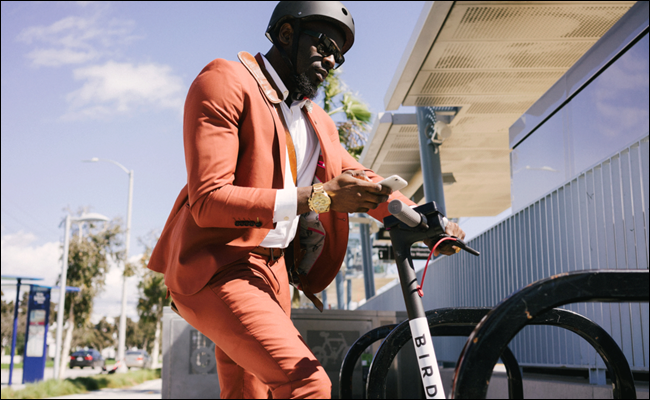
[449,4,633,40]
[395,1,635,216]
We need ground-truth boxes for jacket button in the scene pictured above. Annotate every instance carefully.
[255,221,262,228]
[248,221,254,226]
[235,221,241,226]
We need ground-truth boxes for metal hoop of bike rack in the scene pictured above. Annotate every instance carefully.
[339,324,398,399]
[452,269,648,399]
[363,305,637,399]
[363,308,523,399]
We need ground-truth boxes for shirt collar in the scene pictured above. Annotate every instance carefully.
[261,55,309,109]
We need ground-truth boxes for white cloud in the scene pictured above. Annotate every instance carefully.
[64,61,185,119]
[17,9,136,67]
[1,231,61,286]
[18,16,95,45]
[16,5,183,120]
[25,47,100,67]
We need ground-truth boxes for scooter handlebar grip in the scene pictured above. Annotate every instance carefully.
[388,200,422,228]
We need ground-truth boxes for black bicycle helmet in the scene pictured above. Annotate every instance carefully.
[266,1,355,54]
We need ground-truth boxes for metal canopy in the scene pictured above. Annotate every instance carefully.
[1,275,44,282]
[361,1,635,217]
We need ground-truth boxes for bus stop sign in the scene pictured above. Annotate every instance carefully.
[22,285,51,384]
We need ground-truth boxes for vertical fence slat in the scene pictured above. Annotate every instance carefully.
[593,166,611,369]
[641,137,650,264]
[549,191,560,366]
[622,148,645,369]
[556,186,570,366]
[611,153,636,365]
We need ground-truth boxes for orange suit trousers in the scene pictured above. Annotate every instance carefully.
[170,253,331,399]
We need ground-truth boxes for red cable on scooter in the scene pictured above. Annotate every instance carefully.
[417,237,458,297]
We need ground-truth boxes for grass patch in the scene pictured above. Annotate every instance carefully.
[0,364,24,370]
[0,368,160,399]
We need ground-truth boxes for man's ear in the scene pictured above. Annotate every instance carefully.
[278,22,294,46]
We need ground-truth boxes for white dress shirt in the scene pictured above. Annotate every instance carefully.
[258,55,321,249]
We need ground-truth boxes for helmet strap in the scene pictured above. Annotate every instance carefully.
[271,20,305,102]
[290,19,301,75]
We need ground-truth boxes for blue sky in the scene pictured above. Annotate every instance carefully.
[1,1,432,321]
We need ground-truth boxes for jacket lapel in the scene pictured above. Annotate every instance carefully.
[303,109,337,183]
[238,51,340,186]
[238,51,287,188]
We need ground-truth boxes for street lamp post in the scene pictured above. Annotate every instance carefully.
[53,213,109,380]
[83,158,133,372]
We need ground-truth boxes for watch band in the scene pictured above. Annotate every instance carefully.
[312,183,325,195]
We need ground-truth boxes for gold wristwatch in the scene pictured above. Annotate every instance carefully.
[308,183,331,213]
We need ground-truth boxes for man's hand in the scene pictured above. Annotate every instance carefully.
[324,170,392,213]
[423,220,466,257]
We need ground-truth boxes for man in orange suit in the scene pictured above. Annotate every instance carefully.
[148,1,465,398]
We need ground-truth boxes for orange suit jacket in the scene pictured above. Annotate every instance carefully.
[148,52,413,296]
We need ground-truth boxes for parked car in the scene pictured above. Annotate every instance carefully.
[69,349,105,369]
[124,349,151,369]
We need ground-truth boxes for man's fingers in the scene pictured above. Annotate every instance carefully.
[359,200,380,211]
[368,193,389,204]
[344,170,371,182]
[445,221,466,240]
[377,185,392,196]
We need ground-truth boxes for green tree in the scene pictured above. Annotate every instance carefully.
[92,317,117,352]
[136,234,168,368]
[56,214,123,378]
[2,293,15,355]
[116,317,145,352]
[71,317,116,353]
[320,68,373,160]
[1,292,28,358]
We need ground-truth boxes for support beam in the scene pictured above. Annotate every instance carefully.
[416,107,446,215]
[359,213,376,300]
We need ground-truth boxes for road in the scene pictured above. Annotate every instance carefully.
[48,379,162,399]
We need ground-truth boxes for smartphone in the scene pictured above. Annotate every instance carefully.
[378,175,408,192]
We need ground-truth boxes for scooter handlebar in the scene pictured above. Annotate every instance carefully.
[388,200,424,228]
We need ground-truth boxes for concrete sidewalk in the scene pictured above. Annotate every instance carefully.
[47,378,161,399]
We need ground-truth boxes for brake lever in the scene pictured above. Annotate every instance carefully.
[433,234,481,256]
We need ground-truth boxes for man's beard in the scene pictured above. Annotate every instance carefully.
[290,71,318,101]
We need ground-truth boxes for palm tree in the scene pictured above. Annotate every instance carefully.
[320,69,372,160]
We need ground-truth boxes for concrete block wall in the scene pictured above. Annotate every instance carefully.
[161,307,422,399]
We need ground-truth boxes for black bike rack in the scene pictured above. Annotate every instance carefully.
[358,305,637,399]
[339,324,398,399]
[361,308,523,399]
[452,269,648,399]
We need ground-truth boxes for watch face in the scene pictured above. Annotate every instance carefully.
[310,194,330,213]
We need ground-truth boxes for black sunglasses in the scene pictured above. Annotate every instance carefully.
[302,29,345,69]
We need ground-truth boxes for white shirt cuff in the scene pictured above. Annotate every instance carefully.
[273,188,298,223]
